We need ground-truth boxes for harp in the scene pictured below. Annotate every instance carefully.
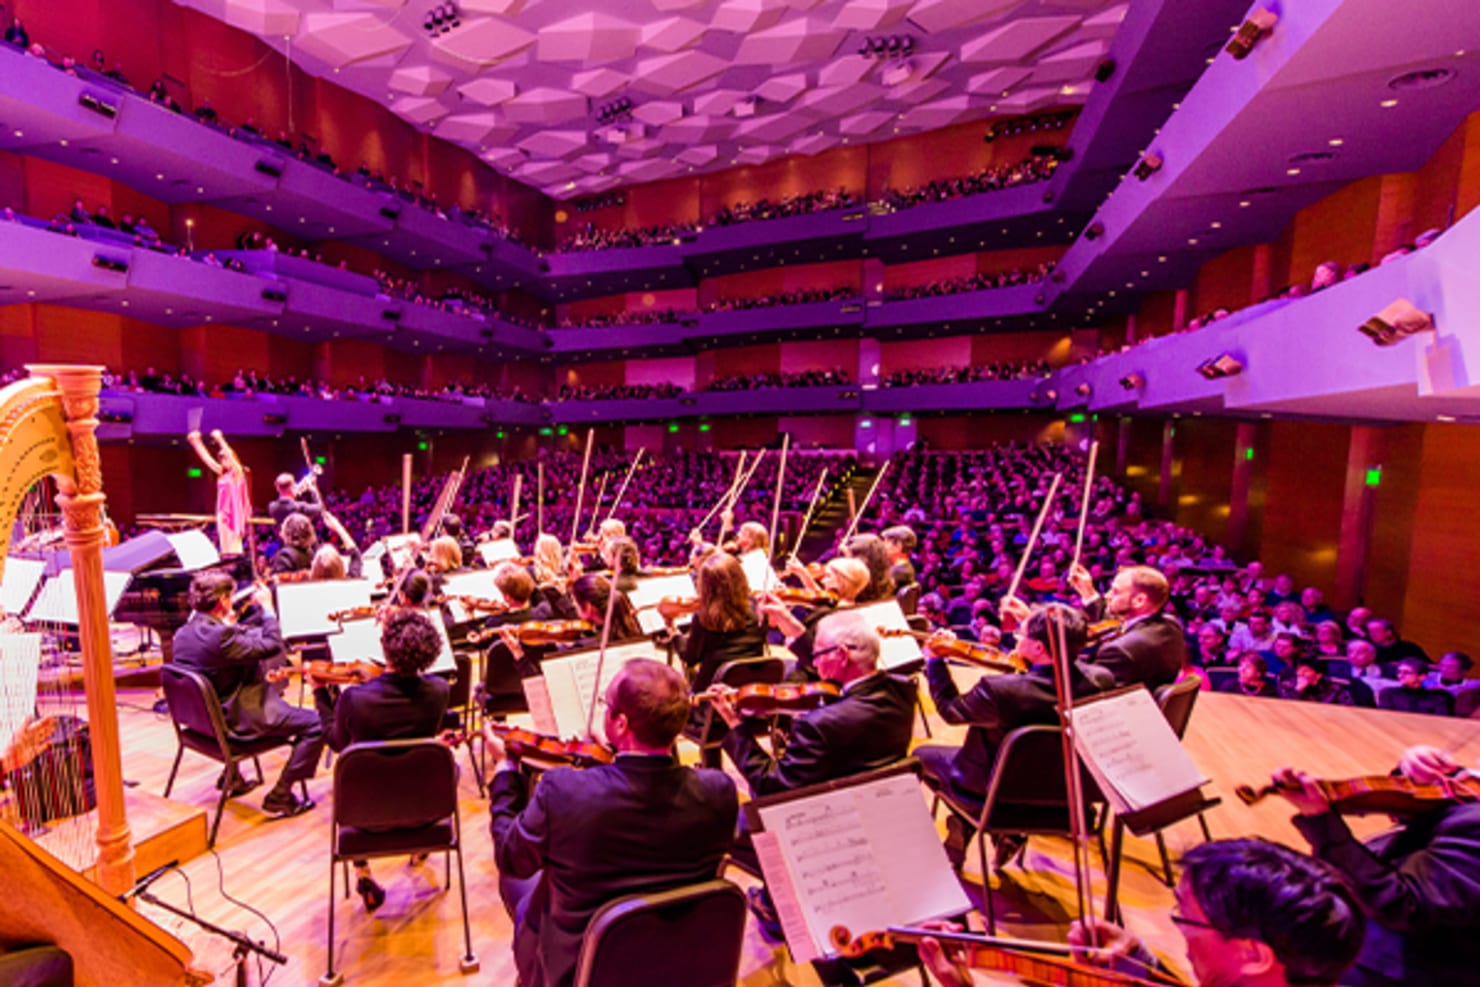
[0,366,200,985]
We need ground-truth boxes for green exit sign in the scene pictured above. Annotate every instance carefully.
[315,455,326,465]
[1068,413,1086,423]
[1244,448,1254,461]
[187,467,203,478]
[417,441,428,451]
[1365,466,1382,487]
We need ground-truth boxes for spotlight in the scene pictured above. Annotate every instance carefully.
[1196,353,1244,379]
[1133,152,1163,181]
[1119,373,1144,391]
[1075,383,1093,397]
[1084,221,1104,241]
[1225,7,1278,60]
[1357,298,1435,346]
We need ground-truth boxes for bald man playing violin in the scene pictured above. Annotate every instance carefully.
[1270,745,1480,987]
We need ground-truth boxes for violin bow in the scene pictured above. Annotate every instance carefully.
[764,433,790,580]
[720,449,768,544]
[603,448,645,526]
[788,468,830,563]
[839,458,891,546]
[509,472,522,547]
[584,570,623,739]
[692,451,745,541]
[536,461,545,536]
[585,470,611,540]
[1071,440,1100,572]
[401,452,413,534]
[1003,472,1063,605]
[568,429,595,547]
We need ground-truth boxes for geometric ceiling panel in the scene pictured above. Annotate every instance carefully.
[293,12,414,68]
[192,0,1121,197]
[389,64,453,96]
[756,73,808,103]
[907,0,1019,34]
[501,87,589,124]
[829,0,912,31]
[959,16,1084,64]
[457,77,518,105]
[537,12,642,62]
[733,18,845,66]
[641,16,707,53]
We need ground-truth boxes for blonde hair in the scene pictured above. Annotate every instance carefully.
[428,535,462,572]
[824,557,870,603]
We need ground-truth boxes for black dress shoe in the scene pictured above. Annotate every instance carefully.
[215,771,259,799]
[356,875,386,913]
[261,788,315,818]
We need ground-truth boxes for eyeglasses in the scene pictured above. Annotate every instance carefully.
[812,644,845,664]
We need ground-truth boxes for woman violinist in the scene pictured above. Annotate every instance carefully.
[669,553,766,693]
[760,557,869,682]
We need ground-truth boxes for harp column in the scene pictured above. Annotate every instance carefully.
[35,365,135,896]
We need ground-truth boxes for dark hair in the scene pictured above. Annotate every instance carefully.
[281,512,315,549]
[1442,651,1474,671]
[188,571,235,612]
[1181,839,1364,985]
[609,658,690,748]
[493,564,534,606]
[398,569,433,606]
[571,574,643,639]
[881,525,917,552]
[380,608,442,676]
[441,514,463,537]
[844,533,895,604]
[1021,604,1088,659]
[1397,655,1429,674]
[1238,652,1268,675]
[696,553,751,634]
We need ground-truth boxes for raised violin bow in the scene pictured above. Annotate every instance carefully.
[1072,440,1099,572]
[603,447,645,526]
[839,458,891,546]
[1003,471,1063,605]
[568,428,595,547]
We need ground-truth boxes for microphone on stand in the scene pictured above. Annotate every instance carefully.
[119,860,179,902]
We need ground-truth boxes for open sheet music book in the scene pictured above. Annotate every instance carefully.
[746,762,970,964]
[25,570,131,625]
[328,615,456,675]
[476,539,520,567]
[164,529,220,571]
[534,639,664,742]
[849,599,921,671]
[439,570,505,625]
[1067,685,1208,815]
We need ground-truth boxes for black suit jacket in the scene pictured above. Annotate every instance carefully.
[489,755,736,987]
[681,616,766,692]
[314,673,450,752]
[1378,686,1453,717]
[925,659,1113,803]
[268,492,322,527]
[723,672,917,796]
[1086,601,1187,690]
[172,610,289,736]
[1296,802,1480,987]
[269,543,312,575]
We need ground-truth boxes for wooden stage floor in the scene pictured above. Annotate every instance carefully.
[80,684,1480,986]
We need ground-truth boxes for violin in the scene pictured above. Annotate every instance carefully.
[269,569,314,585]
[442,594,510,615]
[483,722,614,769]
[829,926,1186,987]
[266,659,383,687]
[879,628,1029,674]
[1235,773,1480,816]
[328,605,382,623]
[465,619,596,646]
[698,681,840,716]
[1086,617,1123,644]
[655,595,699,621]
[769,587,838,608]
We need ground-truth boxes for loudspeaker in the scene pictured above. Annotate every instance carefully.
[1358,298,1434,346]
[1226,8,1278,60]
[1133,152,1163,181]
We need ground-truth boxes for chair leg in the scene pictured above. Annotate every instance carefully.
[445,849,452,889]
[977,832,994,935]
[1156,832,1175,887]
[322,858,342,987]
[916,693,933,738]
[453,845,479,974]
[163,745,184,798]
[1104,821,1126,926]
[208,787,229,849]
[252,755,265,786]
[1197,811,1212,843]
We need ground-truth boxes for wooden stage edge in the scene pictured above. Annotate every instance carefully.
[40,686,1480,986]
[35,787,209,887]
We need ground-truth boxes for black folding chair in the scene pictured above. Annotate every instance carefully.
[572,880,747,987]
[691,656,784,767]
[322,740,477,985]
[159,665,306,847]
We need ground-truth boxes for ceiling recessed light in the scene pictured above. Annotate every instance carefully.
[1380,98,1398,108]
[1239,200,1251,207]
[1188,237,1199,245]
[1286,167,1301,176]
[1210,221,1222,229]
[1328,138,1344,147]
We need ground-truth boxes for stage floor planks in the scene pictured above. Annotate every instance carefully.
[87,684,1480,986]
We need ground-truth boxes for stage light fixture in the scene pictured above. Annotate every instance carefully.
[1226,8,1278,60]
[1075,383,1093,397]
[1084,221,1104,241]
[1119,373,1144,391]
[1094,59,1117,82]
[1357,298,1435,346]
[1133,152,1163,181]
[1196,353,1244,379]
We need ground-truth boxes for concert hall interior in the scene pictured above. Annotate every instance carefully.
[2,1,1480,986]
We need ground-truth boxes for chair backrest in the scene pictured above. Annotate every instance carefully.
[982,725,1103,819]
[333,739,458,831]
[1344,677,1375,709]
[1322,658,1353,680]
[1154,674,1202,739]
[905,614,931,634]
[895,583,921,616]
[160,665,232,744]
[1457,687,1480,719]
[446,651,472,710]
[574,880,747,987]
[712,656,786,691]
[1205,667,1238,692]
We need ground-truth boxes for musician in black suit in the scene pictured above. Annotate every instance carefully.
[1069,563,1187,690]
[1273,745,1480,987]
[172,571,323,817]
[267,471,322,527]
[269,512,315,576]
[486,659,736,987]
[311,608,451,911]
[710,609,916,936]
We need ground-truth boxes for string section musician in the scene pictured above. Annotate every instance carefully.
[1068,562,1187,689]
[172,571,323,817]
[486,659,736,987]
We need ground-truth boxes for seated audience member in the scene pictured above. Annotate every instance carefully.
[1230,609,1277,655]
[1344,606,1373,642]
[1311,620,1346,659]
[1278,655,1355,706]
[915,602,1111,866]
[1366,617,1430,667]
[1378,657,1454,716]
[311,609,450,911]
[1069,563,1187,689]
[1346,639,1394,683]
[1193,624,1231,666]
[1215,652,1277,697]
[1426,651,1479,697]
[1268,632,1306,674]
[1302,586,1335,623]
[1263,572,1299,607]
[1274,745,1480,987]
[486,659,736,987]
[1270,601,1308,638]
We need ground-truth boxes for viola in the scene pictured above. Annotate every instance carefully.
[1087,617,1123,644]
[655,595,699,621]
[328,605,382,623]
[267,659,383,687]
[484,722,614,769]
[829,926,1186,987]
[1236,773,1480,816]
[699,681,840,716]
[466,619,596,646]
[641,565,693,577]
[269,569,313,584]
[879,628,1029,674]
[443,594,510,615]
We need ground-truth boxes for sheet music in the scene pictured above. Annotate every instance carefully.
[327,612,455,674]
[522,676,558,735]
[755,772,969,959]
[738,549,778,595]
[0,558,46,615]
[440,570,505,625]
[627,572,696,635]
[275,578,374,639]
[25,570,132,625]
[165,529,220,571]
[1069,687,1207,813]
[541,639,662,741]
[850,600,920,670]
[754,830,821,963]
[476,539,520,566]
[0,633,42,750]
[380,534,420,572]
